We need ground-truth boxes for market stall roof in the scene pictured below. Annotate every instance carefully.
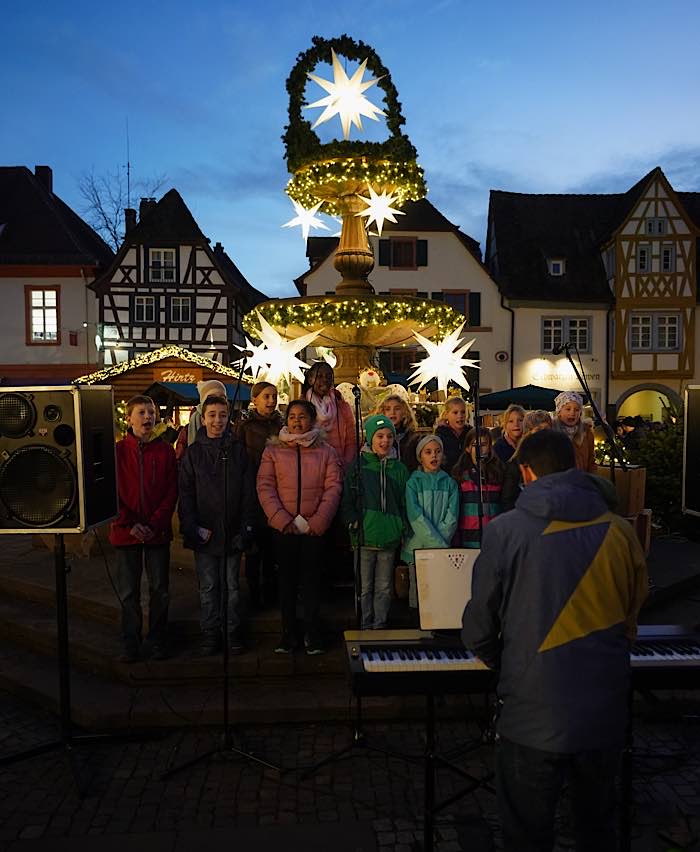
[145,381,250,405]
[479,384,565,411]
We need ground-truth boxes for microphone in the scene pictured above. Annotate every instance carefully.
[551,342,569,356]
[229,343,254,361]
[351,385,362,400]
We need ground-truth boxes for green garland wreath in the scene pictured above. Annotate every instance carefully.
[283,34,427,204]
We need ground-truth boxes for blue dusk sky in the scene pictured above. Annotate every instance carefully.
[3,0,700,298]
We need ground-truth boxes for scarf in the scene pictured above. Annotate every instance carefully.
[278,425,321,448]
[306,389,337,434]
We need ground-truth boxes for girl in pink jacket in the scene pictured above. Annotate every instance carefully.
[257,399,343,655]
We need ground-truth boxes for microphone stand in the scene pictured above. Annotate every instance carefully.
[470,371,485,545]
[556,342,627,475]
[351,384,363,629]
[162,352,280,779]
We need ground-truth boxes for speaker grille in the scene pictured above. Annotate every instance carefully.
[0,446,77,527]
[0,394,36,438]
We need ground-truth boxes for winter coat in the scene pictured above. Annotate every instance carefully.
[256,434,343,536]
[109,431,178,547]
[233,410,284,469]
[435,424,469,474]
[461,467,648,753]
[573,423,596,472]
[493,435,517,464]
[178,427,255,555]
[321,389,357,470]
[401,469,459,564]
[342,451,409,550]
[458,473,503,548]
[395,427,421,472]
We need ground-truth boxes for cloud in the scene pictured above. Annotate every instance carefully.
[570,146,700,194]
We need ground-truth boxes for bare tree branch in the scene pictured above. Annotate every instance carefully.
[78,168,168,250]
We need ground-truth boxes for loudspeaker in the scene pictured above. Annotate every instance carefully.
[0,386,118,533]
[683,385,700,518]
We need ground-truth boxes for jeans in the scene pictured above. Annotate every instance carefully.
[359,547,394,629]
[495,736,620,852]
[194,551,241,637]
[115,544,170,649]
[273,531,324,637]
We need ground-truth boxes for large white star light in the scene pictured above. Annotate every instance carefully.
[408,323,480,395]
[306,49,385,140]
[355,185,405,236]
[232,335,270,379]
[247,311,323,386]
[282,199,330,242]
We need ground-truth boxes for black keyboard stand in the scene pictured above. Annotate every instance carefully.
[298,694,418,780]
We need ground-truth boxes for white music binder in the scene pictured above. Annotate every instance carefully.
[415,548,480,631]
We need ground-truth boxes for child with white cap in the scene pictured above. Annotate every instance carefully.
[401,434,459,610]
[553,391,595,472]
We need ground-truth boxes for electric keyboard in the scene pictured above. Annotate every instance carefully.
[345,626,700,697]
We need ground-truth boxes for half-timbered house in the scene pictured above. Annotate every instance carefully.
[0,165,113,383]
[486,167,700,420]
[90,190,266,367]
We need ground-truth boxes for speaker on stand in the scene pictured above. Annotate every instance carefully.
[0,385,142,792]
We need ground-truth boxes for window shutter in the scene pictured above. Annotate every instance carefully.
[468,292,481,326]
[378,240,390,266]
[416,239,428,266]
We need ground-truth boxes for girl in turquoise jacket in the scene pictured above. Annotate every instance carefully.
[401,434,459,608]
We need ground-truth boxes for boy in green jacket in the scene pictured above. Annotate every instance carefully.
[342,415,408,629]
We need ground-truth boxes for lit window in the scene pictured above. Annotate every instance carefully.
[171,296,191,324]
[149,249,175,282]
[134,296,156,324]
[26,287,59,344]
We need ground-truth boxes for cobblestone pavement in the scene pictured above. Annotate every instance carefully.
[1,689,699,851]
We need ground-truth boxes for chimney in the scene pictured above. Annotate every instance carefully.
[124,208,137,234]
[34,165,53,194]
[213,241,224,255]
[139,197,157,219]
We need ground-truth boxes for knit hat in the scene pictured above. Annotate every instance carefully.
[197,379,227,403]
[365,414,396,446]
[415,433,444,461]
[554,390,583,414]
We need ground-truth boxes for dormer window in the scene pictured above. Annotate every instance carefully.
[646,217,668,235]
[547,258,566,276]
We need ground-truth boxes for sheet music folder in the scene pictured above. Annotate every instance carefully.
[415,548,480,631]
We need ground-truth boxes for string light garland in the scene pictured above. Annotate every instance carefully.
[243,298,463,341]
[73,345,255,385]
[286,157,426,216]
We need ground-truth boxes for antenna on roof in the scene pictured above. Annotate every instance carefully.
[125,116,131,210]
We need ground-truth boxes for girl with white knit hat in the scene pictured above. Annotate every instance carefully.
[552,391,595,472]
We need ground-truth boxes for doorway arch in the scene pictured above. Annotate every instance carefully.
[615,383,681,421]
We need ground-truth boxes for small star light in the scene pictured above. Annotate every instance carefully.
[306,49,385,140]
[355,185,405,236]
[232,336,270,379]
[282,200,329,242]
[408,323,480,395]
[248,311,323,386]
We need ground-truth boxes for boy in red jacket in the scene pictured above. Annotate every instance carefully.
[110,395,178,662]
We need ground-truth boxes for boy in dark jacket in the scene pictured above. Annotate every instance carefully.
[179,395,255,655]
[110,395,178,662]
[342,415,408,629]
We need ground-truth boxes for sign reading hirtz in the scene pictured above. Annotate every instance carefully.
[156,367,203,384]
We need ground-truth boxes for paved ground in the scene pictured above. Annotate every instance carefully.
[1,688,700,851]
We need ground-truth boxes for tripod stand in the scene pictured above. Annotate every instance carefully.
[0,534,150,796]
[162,363,280,779]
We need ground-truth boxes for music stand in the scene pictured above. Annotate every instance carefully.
[161,356,280,779]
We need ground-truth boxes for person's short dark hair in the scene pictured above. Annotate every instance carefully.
[286,398,316,423]
[201,394,229,414]
[125,395,155,416]
[517,429,575,477]
[621,416,636,427]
